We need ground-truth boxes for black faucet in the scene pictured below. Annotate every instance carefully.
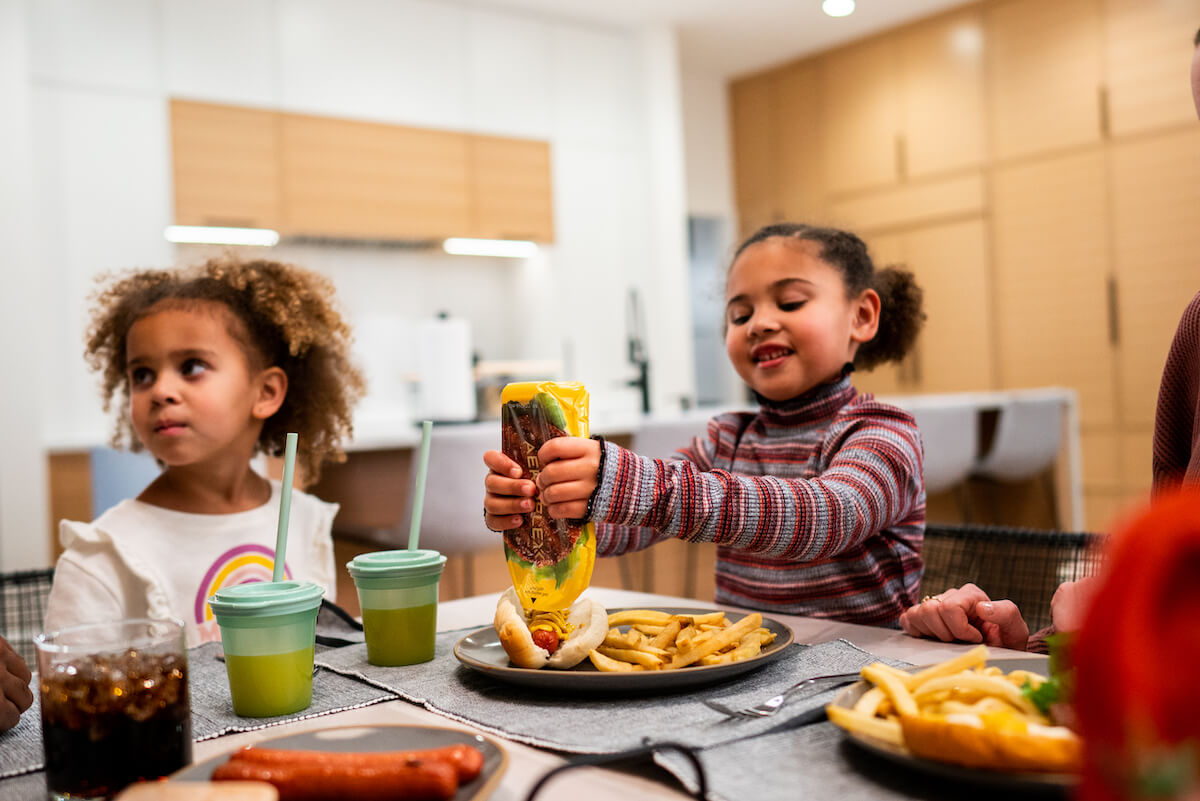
[627,289,651,414]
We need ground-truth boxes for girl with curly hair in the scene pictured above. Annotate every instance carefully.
[485,223,928,626]
[45,257,365,646]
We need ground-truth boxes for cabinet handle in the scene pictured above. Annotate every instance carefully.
[895,134,908,182]
[1107,275,1119,346]
[1098,85,1110,139]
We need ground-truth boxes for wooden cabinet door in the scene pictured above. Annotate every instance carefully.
[900,6,987,178]
[1109,128,1200,427]
[280,112,471,240]
[170,99,281,229]
[991,151,1116,427]
[902,218,994,393]
[820,37,902,195]
[854,232,907,397]
[730,73,778,239]
[987,0,1104,162]
[469,135,554,242]
[773,62,826,224]
[1104,0,1200,137]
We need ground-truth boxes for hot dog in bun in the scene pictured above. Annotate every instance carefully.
[494,587,607,669]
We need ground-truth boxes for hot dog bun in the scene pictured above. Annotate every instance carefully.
[900,711,1081,773]
[494,588,607,669]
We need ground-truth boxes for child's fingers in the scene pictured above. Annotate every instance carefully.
[537,436,598,464]
[484,488,535,516]
[483,512,523,531]
[536,457,598,489]
[546,499,589,520]
[538,479,594,507]
[483,449,524,478]
[484,471,536,499]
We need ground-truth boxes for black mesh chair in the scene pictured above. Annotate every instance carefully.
[0,568,54,667]
[920,525,1104,632]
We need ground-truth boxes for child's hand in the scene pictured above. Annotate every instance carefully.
[483,450,536,531]
[536,437,601,520]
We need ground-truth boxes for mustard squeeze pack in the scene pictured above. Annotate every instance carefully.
[499,381,596,612]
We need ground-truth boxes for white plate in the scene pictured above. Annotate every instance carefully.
[171,724,507,801]
[453,606,795,692]
[830,655,1077,789]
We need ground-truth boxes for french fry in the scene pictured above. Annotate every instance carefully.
[588,649,645,672]
[862,663,919,718]
[649,618,684,650]
[608,610,672,627]
[596,646,664,669]
[912,673,1039,716]
[905,644,988,689]
[853,686,886,716]
[827,705,904,747]
[670,612,761,668]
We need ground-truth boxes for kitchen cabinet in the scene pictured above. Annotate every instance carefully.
[170,100,556,242]
[900,6,987,179]
[1103,0,1200,137]
[1109,127,1200,428]
[280,112,472,241]
[991,150,1115,428]
[469,135,554,241]
[729,72,778,239]
[986,0,1104,162]
[854,218,993,398]
[820,37,901,196]
[170,99,282,229]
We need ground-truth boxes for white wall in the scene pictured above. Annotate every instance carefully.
[0,0,51,570]
[681,73,736,221]
[14,0,694,566]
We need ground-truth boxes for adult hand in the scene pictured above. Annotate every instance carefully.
[899,583,1030,651]
[0,636,33,733]
[1049,576,1099,633]
[482,449,536,531]
[536,437,601,519]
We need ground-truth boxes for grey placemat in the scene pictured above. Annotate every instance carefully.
[316,632,905,754]
[0,682,43,779]
[652,721,1066,801]
[188,641,396,740]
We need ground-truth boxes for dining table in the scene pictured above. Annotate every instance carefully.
[0,586,1051,801]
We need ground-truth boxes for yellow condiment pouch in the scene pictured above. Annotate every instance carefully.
[500,381,596,612]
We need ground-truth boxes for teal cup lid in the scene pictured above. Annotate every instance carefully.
[208,580,325,619]
[347,549,446,581]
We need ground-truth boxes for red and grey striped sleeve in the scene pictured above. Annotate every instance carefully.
[592,407,923,560]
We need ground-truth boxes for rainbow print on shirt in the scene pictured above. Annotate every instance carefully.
[194,543,292,625]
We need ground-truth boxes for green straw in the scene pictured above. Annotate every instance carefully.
[273,432,298,581]
[408,420,433,550]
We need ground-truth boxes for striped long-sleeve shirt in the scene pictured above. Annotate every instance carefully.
[592,374,926,626]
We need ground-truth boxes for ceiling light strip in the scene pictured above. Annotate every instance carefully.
[164,225,281,246]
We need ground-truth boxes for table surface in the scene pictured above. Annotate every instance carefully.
[191,587,1023,801]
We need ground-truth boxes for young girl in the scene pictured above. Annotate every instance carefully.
[45,257,365,646]
[484,223,927,626]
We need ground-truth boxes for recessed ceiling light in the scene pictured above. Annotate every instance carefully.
[164,225,280,246]
[442,238,538,258]
[823,0,855,17]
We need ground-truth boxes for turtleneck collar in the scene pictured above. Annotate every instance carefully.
[752,365,857,424]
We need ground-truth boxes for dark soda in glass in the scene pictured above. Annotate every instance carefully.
[36,620,192,800]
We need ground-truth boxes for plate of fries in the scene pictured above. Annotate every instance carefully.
[453,607,794,691]
[826,645,1079,788]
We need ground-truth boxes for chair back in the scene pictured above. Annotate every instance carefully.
[90,447,160,518]
[396,424,498,555]
[0,568,54,666]
[973,396,1062,482]
[920,524,1103,632]
[902,404,980,495]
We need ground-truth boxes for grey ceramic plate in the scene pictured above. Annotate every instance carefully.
[453,606,795,691]
[170,724,508,801]
[830,655,1077,790]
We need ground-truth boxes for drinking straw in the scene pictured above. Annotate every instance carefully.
[273,432,298,582]
[408,420,433,551]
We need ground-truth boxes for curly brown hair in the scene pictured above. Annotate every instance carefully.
[85,256,366,482]
[731,223,926,371]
